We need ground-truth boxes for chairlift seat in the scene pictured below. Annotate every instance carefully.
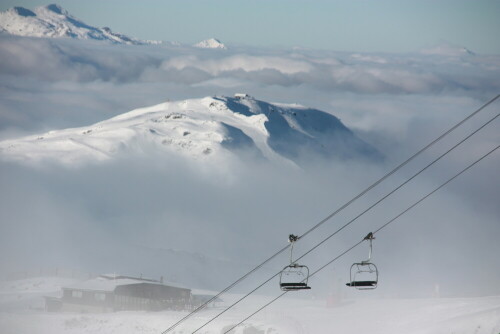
[345,281,377,287]
[280,282,311,291]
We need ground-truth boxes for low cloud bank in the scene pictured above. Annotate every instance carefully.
[1,35,499,136]
[0,35,499,299]
[1,140,499,297]
[2,36,499,93]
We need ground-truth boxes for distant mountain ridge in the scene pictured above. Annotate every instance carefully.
[420,42,475,57]
[0,4,162,45]
[0,95,382,166]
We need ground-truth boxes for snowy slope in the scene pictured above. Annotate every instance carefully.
[0,276,499,334]
[0,95,381,166]
[0,4,161,45]
[0,276,81,312]
[194,38,227,49]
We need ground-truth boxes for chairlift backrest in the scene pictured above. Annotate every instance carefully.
[279,264,311,291]
[346,262,378,290]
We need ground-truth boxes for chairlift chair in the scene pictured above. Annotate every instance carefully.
[346,232,379,290]
[279,234,311,291]
[280,263,311,291]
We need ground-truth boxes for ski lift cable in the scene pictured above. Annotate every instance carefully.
[191,109,499,333]
[279,110,499,268]
[193,112,500,333]
[223,241,363,334]
[162,95,499,334]
[222,144,500,334]
[297,94,499,241]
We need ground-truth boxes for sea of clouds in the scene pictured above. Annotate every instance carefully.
[0,34,499,299]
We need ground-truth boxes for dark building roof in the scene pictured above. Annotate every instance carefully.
[63,275,190,293]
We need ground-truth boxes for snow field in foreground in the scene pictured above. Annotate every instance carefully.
[0,277,499,334]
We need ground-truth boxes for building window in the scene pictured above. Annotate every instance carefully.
[94,293,106,301]
[72,290,83,298]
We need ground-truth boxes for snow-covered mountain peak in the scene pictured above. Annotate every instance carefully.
[194,38,227,49]
[0,95,381,167]
[0,4,161,45]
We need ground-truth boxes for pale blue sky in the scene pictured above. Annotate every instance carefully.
[1,0,499,53]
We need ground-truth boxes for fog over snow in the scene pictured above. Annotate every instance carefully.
[0,5,499,333]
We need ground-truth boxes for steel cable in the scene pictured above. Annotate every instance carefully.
[190,108,499,333]
[222,144,499,334]
[161,94,499,334]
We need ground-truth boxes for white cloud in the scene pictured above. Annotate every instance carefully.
[0,140,499,297]
[0,36,499,299]
[162,54,314,75]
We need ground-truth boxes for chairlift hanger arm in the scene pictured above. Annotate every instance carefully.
[288,234,301,264]
[358,232,375,264]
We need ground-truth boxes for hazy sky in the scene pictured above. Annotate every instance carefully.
[1,0,500,54]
